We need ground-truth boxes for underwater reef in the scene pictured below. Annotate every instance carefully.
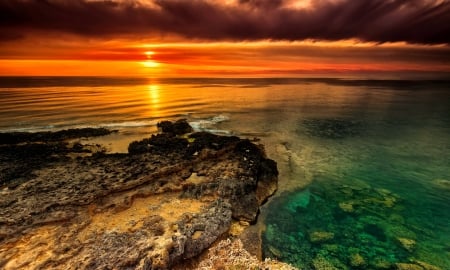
[0,120,278,269]
[263,178,446,270]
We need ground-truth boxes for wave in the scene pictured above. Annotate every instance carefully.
[99,120,159,129]
[0,120,160,133]
[0,115,232,135]
[189,114,232,135]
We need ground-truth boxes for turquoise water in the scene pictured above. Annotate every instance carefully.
[1,77,449,269]
[260,89,450,269]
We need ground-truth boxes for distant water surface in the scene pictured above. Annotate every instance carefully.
[1,76,449,269]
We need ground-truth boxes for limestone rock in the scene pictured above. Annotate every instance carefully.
[0,120,278,269]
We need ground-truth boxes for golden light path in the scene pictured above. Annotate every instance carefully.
[147,84,161,116]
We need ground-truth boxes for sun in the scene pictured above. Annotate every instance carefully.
[141,50,160,68]
[142,60,160,68]
[144,51,155,57]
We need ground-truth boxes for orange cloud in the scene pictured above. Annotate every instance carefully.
[0,39,449,77]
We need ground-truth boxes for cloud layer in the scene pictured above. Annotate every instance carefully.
[1,0,449,44]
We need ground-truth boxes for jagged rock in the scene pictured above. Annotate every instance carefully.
[0,127,114,145]
[157,119,193,135]
[0,120,278,270]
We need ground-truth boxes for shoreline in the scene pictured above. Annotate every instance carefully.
[0,120,294,269]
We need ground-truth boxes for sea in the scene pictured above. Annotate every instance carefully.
[1,76,449,269]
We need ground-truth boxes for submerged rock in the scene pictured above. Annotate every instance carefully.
[309,231,335,243]
[339,201,355,213]
[432,179,450,191]
[349,253,366,268]
[414,260,442,270]
[301,118,363,139]
[397,237,416,252]
[0,120,278,269]
[395,263,425,270]
[312,255,339,270]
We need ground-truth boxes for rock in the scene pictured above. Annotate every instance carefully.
[323,244,339,253]
[414,260,442,270]
[397,237,416,252]
[339,201,355,213]
[395,263,424,270]
[0,120,278,269]
[373,257,393,269]
[157,119,193,135]
[174,239,297,270]
[128,133,189,155]
[239,224,263,259]
[302,118,363,139]
[312,254,339,270]
[229,221,247,236]
[432,179,450,191]
[0,127,114,145]
[382,196,397,208]
[268,245,283,258]
[309,231,335,243]
[349,253,366,268]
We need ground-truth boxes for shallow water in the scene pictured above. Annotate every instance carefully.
[1,77,449,269]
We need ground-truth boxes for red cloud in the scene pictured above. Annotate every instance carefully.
[0,0,449,44]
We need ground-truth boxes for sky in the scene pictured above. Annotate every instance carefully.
[0,0,449,77]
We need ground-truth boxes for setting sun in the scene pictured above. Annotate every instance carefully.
[141,60,160,68]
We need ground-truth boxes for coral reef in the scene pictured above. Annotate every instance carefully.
[0,120,278,269]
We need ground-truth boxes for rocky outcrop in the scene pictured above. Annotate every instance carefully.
[0,120,278,270]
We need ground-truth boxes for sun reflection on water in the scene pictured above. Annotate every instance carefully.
[147,84,161,116]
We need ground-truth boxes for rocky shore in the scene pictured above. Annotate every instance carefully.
[0,120,281,269]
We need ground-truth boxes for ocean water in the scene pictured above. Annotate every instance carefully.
[1,77,449,269]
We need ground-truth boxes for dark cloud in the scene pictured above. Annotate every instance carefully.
[0,0,449,44]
